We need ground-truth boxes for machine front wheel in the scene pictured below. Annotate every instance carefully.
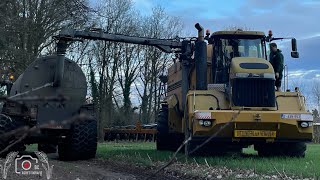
[156,106,169,150]
[255,142,306,157]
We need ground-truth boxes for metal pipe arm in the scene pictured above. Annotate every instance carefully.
[56,29,182,53]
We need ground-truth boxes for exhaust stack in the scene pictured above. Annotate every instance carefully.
[194,23,207,90]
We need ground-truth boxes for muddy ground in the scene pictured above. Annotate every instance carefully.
[1,153,195,180]
[1,152,313,180]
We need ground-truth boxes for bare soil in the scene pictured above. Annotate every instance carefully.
[1,150,315,180]
[1,153,194,180]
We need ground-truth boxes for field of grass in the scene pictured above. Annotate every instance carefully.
[96,142,320,178]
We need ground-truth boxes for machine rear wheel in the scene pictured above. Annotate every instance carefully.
[58,118,97,161]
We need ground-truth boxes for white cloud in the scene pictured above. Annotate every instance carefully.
[285,69,320,110]
[288,70,318,78]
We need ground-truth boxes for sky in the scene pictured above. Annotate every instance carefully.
[130,0,320,109]
[88,0,320,109]
[131,0,320,67]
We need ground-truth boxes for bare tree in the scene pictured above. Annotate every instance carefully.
[87,0,140,139]
[312,80,320,111]
[1,0,184,141]
[0,0,89,77]
[117,44,142,124]
[289,79,314,109]
[136,6,183,124]
[311,80,320,143]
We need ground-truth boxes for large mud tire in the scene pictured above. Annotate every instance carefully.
[287,142,306,157]
[256,142,306,157]
[0,115,26,157]
[156,106,184,151]
[58,118,97,161]
[156,106,169,150]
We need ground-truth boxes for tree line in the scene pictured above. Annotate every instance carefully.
[2,0,320,141]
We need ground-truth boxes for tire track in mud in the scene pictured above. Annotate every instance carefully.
[1,154,184,180]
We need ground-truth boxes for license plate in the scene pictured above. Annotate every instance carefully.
[281,114,301,119]
[234,130,276,138]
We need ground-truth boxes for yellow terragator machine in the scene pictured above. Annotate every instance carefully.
[157,25,313,157]
[48,23,312,157]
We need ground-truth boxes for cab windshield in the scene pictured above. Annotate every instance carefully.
[212,37,266,83]
[219,38,265,61]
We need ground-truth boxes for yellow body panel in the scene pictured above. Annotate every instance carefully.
[230,57,274,75]
[276,92,306,111]
[179,90,313,142]
[165,30,312,144]
[190,109,312,140]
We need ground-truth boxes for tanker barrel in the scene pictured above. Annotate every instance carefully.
[53,40,68,87]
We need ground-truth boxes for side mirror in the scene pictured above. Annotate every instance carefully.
[291,51,299,58]
[291,38,299,58]
[291,38,297,51]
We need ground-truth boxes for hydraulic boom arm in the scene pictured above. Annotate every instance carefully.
[52,28,193,87]
[55,29,182,53]
[52,24,204,121]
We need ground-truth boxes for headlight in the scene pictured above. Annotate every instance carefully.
[299,121,313,128]
[300,122,309,128]
[203,120,212,127]
[199,120,204,126]
[198,120,212,127]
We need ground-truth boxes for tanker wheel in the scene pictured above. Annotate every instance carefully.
[0,115,26,157]
[38,143,57,154]
[58,118,97,161]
